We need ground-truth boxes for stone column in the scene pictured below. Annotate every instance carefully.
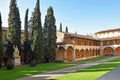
[64,50,67,62]
[72,50,75,62]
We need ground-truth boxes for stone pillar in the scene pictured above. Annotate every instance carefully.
[64,50,67,62]
[100,41,103,56]
[114,40,115,44]
[72,50,75,62]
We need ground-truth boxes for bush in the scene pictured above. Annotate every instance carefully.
[6,64,14,70]
[0,64,2,68]
[54,60,64,63]
[29,60,37,67]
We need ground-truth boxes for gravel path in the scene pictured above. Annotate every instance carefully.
[17,56,120,80]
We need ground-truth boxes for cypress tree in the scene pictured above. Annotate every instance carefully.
[59,23,62,32]
[0,13,4,67]
[16,7,21,51]
[65,26,68,33]
[24,9,29,41]
[24,9,29,63]
[44,6,57,62]
[28,12,34,31]
[28,12,34,40]
[7,0,21,61]
[31,0,44,63]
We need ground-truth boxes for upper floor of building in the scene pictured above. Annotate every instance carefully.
[57,31,100,46]
[95,28,120,39]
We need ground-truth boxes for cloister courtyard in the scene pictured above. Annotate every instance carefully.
[1,0,120,80]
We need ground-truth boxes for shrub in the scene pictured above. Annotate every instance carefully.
[6,64,14,70]
[0,64,2,68]
[29,60,37,67]
[54,60,64,63]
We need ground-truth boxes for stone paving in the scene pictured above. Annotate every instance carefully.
[17,56,120,80]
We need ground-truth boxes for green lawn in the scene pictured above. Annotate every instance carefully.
[0,56,110,80]
[52,57,120,80]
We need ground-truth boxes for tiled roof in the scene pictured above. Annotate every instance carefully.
[95,28,120,34]
[64,32,98,40]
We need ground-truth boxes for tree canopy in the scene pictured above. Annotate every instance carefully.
[43,6,57,62]
[31,0,44,63]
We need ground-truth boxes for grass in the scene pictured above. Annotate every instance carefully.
[52,57,120,80]
[0,56,111,80]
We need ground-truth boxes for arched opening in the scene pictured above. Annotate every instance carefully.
[66,46,74,62]
[89,49,92,57]
[102,47,114,56]
[115,46,120,55]
[56,47,65,61]
[92,49,95,56]
[97,49,100,55]
[95,49,98,56]
[79,49,85,58]
[75,49,79,59]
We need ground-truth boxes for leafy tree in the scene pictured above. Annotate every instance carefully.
[65,26,68,33]
[31,0,44,63]
[59,23,62,32]
[7,0,21,62]
[0,12,4,67]
[43,6,57,62]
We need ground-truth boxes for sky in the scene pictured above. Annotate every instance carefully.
[0,0,120,34]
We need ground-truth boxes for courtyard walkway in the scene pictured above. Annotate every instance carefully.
[17,56,120,80]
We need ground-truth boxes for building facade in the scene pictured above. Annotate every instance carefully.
[56,31,100,62]
[95,28,120,56]
[56,28,120,62]
[2,27,25,45]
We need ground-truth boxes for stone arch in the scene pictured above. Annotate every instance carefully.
[75,49,79,59]
[56,47,65,61]
[66,46,74,62]
[79,49,85,58]
[115,46,120,55]
[102,47,114,56]
[85,49,89,57]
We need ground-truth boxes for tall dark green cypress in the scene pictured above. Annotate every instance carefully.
[65,26,68,33]
[16,7,21,51]
[31,0,44,63]
[44,6,57,62]
[59,23,62,32]
[0,12,4,67]
[24,9,29,41]
[24,9,30,63]
[7,0,21,60]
